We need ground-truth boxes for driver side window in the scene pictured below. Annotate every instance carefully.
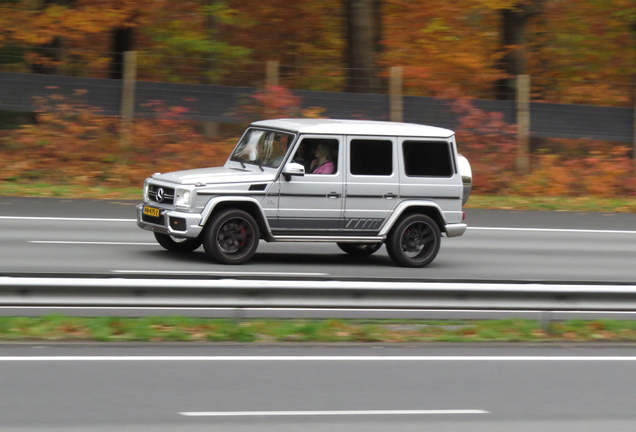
[293,138,339,175]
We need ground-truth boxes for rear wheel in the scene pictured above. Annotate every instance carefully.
[337,242,382,256]
[154,232,202,252]
[386,214,440,268]
[203,209,259,265]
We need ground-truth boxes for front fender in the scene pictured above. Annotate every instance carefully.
[199,196,273,236]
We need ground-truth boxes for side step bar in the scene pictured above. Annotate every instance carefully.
[269,236,385,243]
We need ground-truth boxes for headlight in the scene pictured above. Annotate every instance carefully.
[175,188,194,209]
[143,179,150,200]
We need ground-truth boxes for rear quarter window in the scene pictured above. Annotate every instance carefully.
[402,140,453,177]
[350,139,393,176]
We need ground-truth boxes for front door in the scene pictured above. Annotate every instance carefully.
[275,135,344,235]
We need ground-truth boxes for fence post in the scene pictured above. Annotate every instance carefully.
[120,51,137,149]
[266,61,279,87]
[389,67,403,122]
[516,74,530,175]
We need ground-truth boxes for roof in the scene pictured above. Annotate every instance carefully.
[250,118,454,138]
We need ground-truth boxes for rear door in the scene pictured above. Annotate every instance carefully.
[343,136,399,234]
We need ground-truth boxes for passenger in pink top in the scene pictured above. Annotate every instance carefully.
[309,143,335,174]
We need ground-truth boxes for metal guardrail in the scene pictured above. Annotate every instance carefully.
[2,277,636,321]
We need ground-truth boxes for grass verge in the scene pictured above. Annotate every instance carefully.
[0,182,142,200]
[2,316,636,343]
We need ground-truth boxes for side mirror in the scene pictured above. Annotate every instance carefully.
[282,162,305,181]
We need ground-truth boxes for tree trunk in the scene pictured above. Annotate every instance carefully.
[31,0,74,75]
[109,27,135,80]
[346,0,379,93]
[496,1,545,100]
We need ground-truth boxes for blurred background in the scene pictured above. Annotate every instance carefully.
[0,0,635,199]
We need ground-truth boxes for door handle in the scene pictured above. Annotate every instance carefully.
[384,193,397,199]
[327,192,342,199]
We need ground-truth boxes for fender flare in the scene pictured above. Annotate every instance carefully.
[199,196,273,237]
[378,201,447,237]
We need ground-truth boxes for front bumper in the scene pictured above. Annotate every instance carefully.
[136,203,204,238]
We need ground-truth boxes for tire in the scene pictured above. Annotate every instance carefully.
[386,214,441,268]
[154,232,202,253]
[337,242,382,256]
[203,209,259,265]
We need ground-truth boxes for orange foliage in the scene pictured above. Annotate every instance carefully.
[233,85,326,124]
[447,97,518,194]
[514,147,636,198]
[0,93,234,187]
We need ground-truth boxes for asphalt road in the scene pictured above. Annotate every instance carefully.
[1,197,635,282]
[1,344,636,432]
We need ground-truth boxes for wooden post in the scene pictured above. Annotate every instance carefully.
[120,51,137,149]
[389,66,403,123]
[203,121,219,139]
[516,74,530,175]
[266,61,279,87]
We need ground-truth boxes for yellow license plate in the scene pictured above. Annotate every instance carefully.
[143,206,160,218]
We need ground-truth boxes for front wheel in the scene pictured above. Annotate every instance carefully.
[386,214,441,268]
[154,232,202,253]
[203,209,259,265]
[337,242,382,256]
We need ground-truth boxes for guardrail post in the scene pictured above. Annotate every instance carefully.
[538,310,552,334]
[516,74,530,175]
[389,66,403,122]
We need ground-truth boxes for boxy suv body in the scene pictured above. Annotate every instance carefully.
[137,118,472,267]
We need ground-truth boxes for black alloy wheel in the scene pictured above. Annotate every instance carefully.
[203,209,259,264]
[386,214,441,267]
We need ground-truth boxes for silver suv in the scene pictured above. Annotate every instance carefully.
[137,119,472,267]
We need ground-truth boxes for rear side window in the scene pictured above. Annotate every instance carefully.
[350,139,393,176]
[402,140,453,177]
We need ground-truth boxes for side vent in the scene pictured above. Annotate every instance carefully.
[249,184,267,191]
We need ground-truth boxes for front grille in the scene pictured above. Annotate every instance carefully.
[148,184,175,205]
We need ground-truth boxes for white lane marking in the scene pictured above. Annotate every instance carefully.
[1,356,636,361]
[30,241,156,246]
[468,227,636,235]
[180,409,489,417]
[0,216,135,222]
[111,270,329,276]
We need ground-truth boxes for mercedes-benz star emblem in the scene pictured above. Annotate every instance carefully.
[156,187,165,202]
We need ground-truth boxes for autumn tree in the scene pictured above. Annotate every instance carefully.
[219,0,344,90]
[381,0,504,98]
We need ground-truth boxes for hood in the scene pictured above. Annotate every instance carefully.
[151,166,276,185]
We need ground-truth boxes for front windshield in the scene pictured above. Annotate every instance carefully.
[230,129,295,169]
